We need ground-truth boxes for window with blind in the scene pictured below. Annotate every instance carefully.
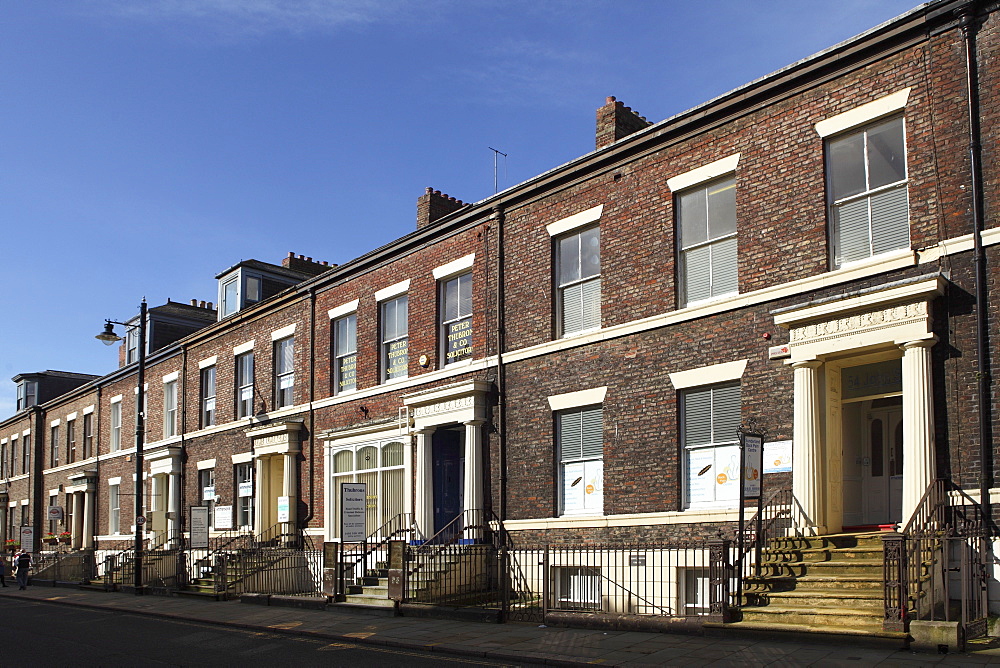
[329,440,405,539]
[235,462,254,528]
[683,383,741,507]
[333,314,357,393]
[109,484,120,534]
[200,366,216,427]
[558,405,604,516]
[274,337,295,407]
[236,351,254,417]
[677,176,737,306]
[828,116,909,267]
[163,380,177,438]
[556,226,601,336]
[110,400,122,452]
[440,272,473,364]
[381,295,408,382]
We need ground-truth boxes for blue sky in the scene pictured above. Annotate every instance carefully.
[0,0,922,413]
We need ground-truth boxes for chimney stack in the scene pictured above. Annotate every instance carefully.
[417,187,465,229]
[282,251,335,277]
[596,96,652,149]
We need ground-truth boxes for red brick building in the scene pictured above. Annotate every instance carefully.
[1,0,997,639]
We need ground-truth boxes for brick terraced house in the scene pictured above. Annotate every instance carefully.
[1,0,997,645]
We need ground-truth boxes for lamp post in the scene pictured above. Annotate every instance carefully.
[96,299,147,595]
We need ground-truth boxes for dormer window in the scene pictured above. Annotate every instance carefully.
[218,271,267,320]
[126,327,139,365]
[16,380,37,411]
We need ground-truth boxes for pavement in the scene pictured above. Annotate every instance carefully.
[3,583,1000,666]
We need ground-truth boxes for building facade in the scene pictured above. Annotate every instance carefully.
[1,0,997,630]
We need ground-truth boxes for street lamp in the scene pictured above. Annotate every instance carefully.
[96,299,147,595]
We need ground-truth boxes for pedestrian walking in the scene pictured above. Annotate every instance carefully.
[14,550,31,590]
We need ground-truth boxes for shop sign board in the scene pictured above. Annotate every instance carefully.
[190,506,210,548]
[340,482,367,542]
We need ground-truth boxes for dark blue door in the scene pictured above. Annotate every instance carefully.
[432,429,464,538]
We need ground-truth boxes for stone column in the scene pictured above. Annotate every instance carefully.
[414,428,435,540]
[254,456,267,534]
[168,471,181,547]
[82,488,94,549]
[901,337,937,526]
[282,452,298,533]
[463,420,485,539]
[149,474,162,544]
[792,360,824,534]
[71,493,83,549]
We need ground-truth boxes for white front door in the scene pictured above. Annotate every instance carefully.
[862,401,904,525]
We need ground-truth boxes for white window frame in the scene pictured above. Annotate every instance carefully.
[235,462,254,529]
[676,175,738,306]
[333,313,358,394]
[82,411,94,459]
[556,405,604,517]
[163,379,178,438]
[329,439,406,540]
[555,226,601,337]
[440,271,473,365]
[826,116,909,268]
[380,295,409,382]
[109,483,121,534]
[681,382,742,509]
[199,468,216,529]
[200,366,217,427]
[236,351,255,418]
[274,336,295,408]
[110,397,122,452]
[66,418,77,464]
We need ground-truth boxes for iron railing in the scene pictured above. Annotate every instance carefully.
[335,512,414,600]
[32,551,96,582]
[199,522,318,597]
[498,542,722,624]
[884,478,990,641]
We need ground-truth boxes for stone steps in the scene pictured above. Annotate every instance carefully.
[737,532,889,636]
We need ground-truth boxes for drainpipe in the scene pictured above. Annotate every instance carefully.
[494,204,508,522]
[302,287,317,529]
[958,2,992,529]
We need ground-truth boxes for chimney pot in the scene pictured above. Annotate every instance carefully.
[207,302,213,310]
[190,299,197,306]
[199,301,205,308]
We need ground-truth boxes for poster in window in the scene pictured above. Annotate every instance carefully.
[562,460,603,515]
[238,481,254,497]
[583,460,603,513]
[338,353,357,390]
[386,340,408,378]
[686,448,715,504]
[715,445,740,502]
[214,505,233,530]
[764,440,792,473]
[562,461,586,515]
[446,318,473,363]
[202,485,216,502]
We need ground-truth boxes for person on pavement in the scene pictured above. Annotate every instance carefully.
[14,550,31,590]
